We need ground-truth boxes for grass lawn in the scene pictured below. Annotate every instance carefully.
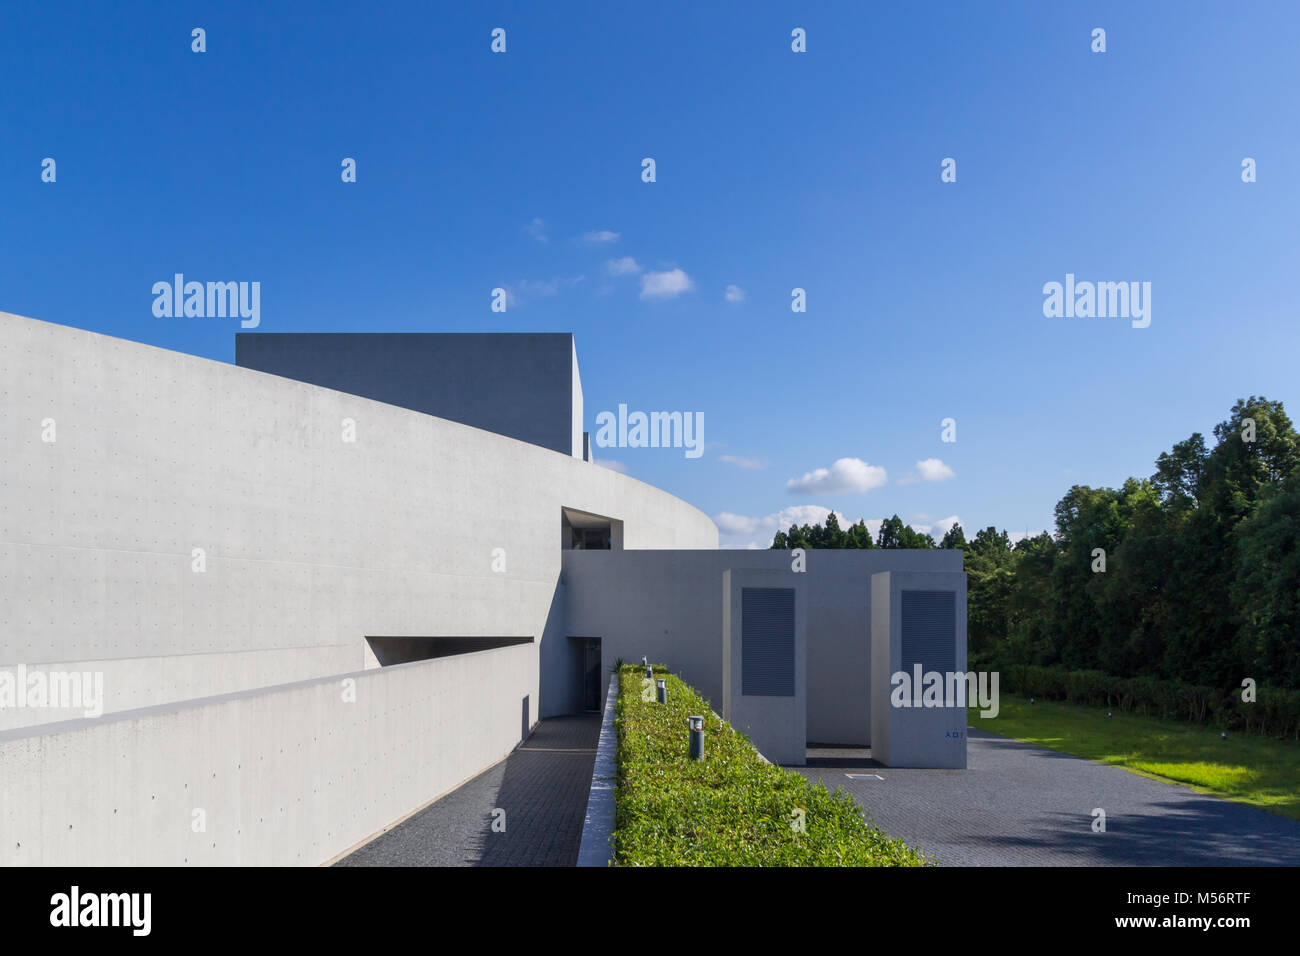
[970,693,1300,820]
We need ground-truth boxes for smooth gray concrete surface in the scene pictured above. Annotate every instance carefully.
[0,309,716,866]
[0,311,716,728]
[235,332,584,458]
[722,569,807,765]
[871,570,968,768]
[563,549,962,745]
[336,716,601,867]
[793,729,1300,866]
[0,645,537,866]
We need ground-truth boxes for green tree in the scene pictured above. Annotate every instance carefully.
[1003,531,1057,666]
[822,511,847,548]
[899,525,935,549]
[965,527,1015,664]
[774,523,811,550]
[1232,474,1300,687]
[876,515,905,549]
[939,522,967,550]
[1153,433,1208,511]
[1089,478,1166,676]
[846,519,875,549]
[1162,398,1299,686]
[1205,396,1300,520]
[771,514,861,550]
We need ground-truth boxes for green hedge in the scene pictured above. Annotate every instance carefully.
[611,665,927,866]
[1003,664,1300,740]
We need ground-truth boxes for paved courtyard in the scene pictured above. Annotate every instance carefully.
[335,715,600,867]
[793,727,1300,866]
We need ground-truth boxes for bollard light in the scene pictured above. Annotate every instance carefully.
[645,662,653,679]
[655,678,667,704]
[688,715,704,760]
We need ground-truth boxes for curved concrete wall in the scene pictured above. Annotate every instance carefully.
[0,311,717,728]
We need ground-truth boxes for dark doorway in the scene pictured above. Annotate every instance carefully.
[561,507,623,550]
[582,639,602,712]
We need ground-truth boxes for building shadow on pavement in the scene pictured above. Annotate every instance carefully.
[476,716,601,867]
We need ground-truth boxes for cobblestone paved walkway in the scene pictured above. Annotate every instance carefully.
[335,716,601,867]
[792,728,1300,866]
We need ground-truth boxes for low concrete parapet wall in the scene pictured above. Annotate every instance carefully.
[577,673,618,867]
[0,645,359,733]
[0,642,536,866]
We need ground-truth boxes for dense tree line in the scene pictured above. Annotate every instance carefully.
[771,512,937,550]
[771,396,1300,691]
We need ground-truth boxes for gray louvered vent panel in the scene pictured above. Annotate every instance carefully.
[742,587,795,697]
[901,590,956,673]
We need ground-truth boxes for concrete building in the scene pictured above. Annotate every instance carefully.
[0,312,966,865]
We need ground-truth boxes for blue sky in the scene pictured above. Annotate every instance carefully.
[3,1,1298,547]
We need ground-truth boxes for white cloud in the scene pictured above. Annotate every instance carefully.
[930,515,962,539]
[899,458,956,485]
[517,278,560,297]
[640,268,695,299]
[583,230,620,243]
[719,454,768,470]
[786,457,887,495]
[1009,529,1049,544]
[606,256,641,276]
[724,284,746,304]
[903,514,962,541]
[506,275,585,306]
[715,512,766,535]
[525,218,548,243]
[595,458,628,474]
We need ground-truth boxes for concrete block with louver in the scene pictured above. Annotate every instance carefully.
[870,570,968,768]
[722,569,807,765]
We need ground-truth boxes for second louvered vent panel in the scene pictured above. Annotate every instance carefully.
[901,590,956,674]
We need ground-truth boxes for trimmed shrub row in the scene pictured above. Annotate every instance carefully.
[611,664,927,866]
[1003,664,1300,741]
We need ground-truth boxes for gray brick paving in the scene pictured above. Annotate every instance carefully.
[335,716,601,867]
[792,727,1300,866]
